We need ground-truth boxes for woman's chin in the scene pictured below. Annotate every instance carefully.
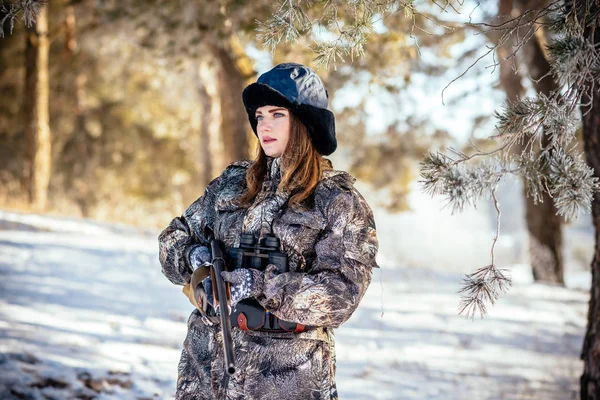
[263,149,282,158]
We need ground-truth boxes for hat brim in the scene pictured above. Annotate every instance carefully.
[242,83,337,156]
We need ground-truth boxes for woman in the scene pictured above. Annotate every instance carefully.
[158,62,379,400]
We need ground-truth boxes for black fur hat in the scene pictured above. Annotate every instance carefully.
[242,62,337,156]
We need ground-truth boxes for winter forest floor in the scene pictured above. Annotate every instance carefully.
[0,209,590,400]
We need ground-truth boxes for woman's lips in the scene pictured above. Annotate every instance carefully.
[263,138,277,143]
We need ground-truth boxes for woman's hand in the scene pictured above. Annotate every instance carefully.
[220,269,265,308]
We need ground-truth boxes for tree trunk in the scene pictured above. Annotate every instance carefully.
[61,4,98,217]
[197,81,214,187]
[519,8,564,285]
[22,5,51,212]
[63,4,77,56]
[196,35,253,185]
[504,0,565,284]
[579,14,600,400]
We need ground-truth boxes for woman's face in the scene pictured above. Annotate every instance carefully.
[255,105,290,158]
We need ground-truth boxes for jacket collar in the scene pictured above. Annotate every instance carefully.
[322,169,356,189]
[265,156,282,182]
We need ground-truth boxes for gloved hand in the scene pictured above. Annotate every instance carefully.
[183,244,216,308]
[220,268,264,309]
[221,268,263,308]
[189,245,212,269]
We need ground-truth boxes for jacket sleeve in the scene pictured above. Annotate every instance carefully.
[158,176,221,286]
[255,187,379,328]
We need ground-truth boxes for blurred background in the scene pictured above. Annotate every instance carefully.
[0,0,594,399]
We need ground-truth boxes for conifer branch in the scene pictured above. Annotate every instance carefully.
[458,189,512,320]
[0,0,47,37]
[256,0,461,70]
[420,0,600,318]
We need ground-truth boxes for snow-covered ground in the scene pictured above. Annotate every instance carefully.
[0,179,592,399]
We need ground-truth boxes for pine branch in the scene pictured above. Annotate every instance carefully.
[491,91,580,156]
[255,0,314,55]
[420,0,600,319]
[458,187,512,320]
[546,36,600,100]
[441,1,561,105]
[0,0,47,38]
[547,147,600,221]
[255,0,459,70]
[513,152,549,206]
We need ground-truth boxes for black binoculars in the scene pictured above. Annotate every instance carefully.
[227,233,289,273]
[225,233,313,333]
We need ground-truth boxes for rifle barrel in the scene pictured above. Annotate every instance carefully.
[210,240,236,376]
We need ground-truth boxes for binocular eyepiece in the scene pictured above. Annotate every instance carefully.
[228,233,288,273]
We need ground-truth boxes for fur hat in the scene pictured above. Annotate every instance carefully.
[242,62,337,156]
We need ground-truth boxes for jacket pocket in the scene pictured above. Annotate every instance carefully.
[278,208,327,230]
[214,193,246,247]
[242,337,325,400]
[274,209,327,270]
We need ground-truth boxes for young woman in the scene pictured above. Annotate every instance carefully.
[158,62,379,400]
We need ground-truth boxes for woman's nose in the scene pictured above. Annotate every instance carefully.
[258,121,272,132]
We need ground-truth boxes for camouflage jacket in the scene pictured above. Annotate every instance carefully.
[158,156,379,400]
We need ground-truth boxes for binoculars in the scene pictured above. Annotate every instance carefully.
[227,233,289,273]
[225,233,312,333]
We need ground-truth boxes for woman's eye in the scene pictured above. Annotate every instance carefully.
[256,112,285,120]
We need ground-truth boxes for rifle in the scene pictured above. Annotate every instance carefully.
[208,239,236,376]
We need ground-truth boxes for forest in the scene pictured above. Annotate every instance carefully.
[0,0,599,399]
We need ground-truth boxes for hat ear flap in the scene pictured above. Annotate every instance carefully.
[248,114,258,137]
[294,104,337,156]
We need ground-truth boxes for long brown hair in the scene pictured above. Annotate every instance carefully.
[239,110,333,210]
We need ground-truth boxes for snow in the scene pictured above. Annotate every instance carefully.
[0,193,591,399]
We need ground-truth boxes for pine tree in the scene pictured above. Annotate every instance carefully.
[3,0,52,211]
[255,0,600,395]
[255,0,598,311]
[417,0,600,319]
